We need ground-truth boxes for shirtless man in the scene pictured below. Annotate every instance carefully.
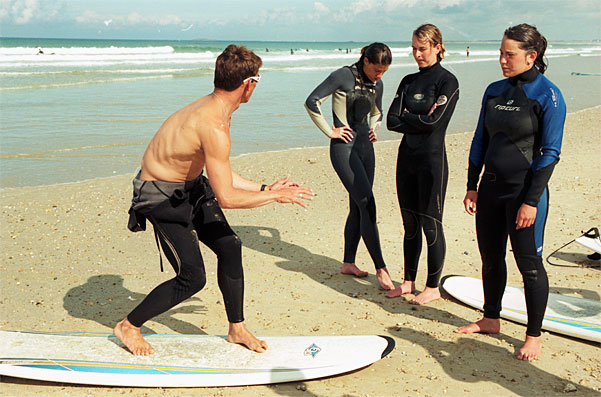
[114,44,313,356]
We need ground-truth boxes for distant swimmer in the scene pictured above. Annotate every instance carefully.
[35,46,54,55]
[466,46,470,57]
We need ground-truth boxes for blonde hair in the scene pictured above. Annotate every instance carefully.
[413,24,445,62]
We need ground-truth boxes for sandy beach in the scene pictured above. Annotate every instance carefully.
[1,106,599,396]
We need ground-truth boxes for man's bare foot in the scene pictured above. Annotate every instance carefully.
[376,267,395,290]
[114,318,154,356]
[386,280,415,298]
[455,317,501,334]
[227,322,267,353]
[517,335,541,361]
[409,286,441,305]
[340,262,368,277]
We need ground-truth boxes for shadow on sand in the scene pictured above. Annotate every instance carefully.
[63,274,207,335]
[235,224,598,396]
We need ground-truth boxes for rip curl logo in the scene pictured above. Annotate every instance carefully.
[413,93,424,100]
[436,95,448,106]
[495,99,520,111]
[304,343,321,358]
[550,88,558,108]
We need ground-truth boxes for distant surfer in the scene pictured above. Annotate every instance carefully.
[115,44,313,356]
[385,24,459,305]
[35,46,44,55]
[457,24,566,361]
[304,43,395,290]
[466,46,470,57]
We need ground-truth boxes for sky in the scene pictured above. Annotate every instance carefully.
[1,0,600,42]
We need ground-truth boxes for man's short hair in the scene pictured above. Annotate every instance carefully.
[214,45,262,91]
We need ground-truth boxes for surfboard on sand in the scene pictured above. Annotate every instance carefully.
[575,227,601,254]
[442,275,601,343]
[0,331,394,387]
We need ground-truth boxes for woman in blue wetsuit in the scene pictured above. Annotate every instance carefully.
[386,24,459,304]
[456,24,566,362]
[305,43,395,290]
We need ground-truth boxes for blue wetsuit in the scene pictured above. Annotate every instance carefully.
[467,66,566,337]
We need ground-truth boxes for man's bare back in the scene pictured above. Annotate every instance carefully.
[140,95,227,183]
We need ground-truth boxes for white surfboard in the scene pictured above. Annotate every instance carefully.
[575,236,601,254]
[442,276,601,343]
[0,331,394,387]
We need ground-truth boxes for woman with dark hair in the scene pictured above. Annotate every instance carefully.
[305,43,394,290]
[386,24,459,304]
[456,24,566,361]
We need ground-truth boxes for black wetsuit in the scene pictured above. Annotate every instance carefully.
[467,67,565,337]
[126,172,244,326]
[387,62,459,287]
[305,63,386,269]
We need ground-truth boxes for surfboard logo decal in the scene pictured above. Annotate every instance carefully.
[304,344,321,358]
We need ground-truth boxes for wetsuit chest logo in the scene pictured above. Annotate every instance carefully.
[494,99,521,111]
[413,93,424,100]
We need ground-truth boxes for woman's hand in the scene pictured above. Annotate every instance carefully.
[368,128,377,143]
[331,125,354,143]
[515,203,537,229]
[463,190,478,215]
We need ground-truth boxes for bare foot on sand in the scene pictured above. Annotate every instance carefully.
[228,322,267,353]
[376,267,395,290]
[517,335,541,361]
[409,286,441,305]
[114,318,154,356]
[455,317,501,334]
[340,262,368,277]
[386,280,415,298]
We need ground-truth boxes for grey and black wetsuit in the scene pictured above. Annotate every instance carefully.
[305,63,387,269]
[126,172,244,326]
[467,66,565,337]
[387,62,459,287]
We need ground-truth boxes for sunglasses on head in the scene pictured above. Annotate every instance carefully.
[243,75,261,84]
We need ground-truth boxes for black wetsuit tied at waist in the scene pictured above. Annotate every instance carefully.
[125,172,245,326]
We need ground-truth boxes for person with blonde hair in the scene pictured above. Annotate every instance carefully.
[386,24,459,304]
[305,43,395,290]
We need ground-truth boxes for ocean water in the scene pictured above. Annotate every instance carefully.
[1,37,600,188]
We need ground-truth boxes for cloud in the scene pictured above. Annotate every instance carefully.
[75,10,184,27]
[313,1,330,13]
[1,0,61,24]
